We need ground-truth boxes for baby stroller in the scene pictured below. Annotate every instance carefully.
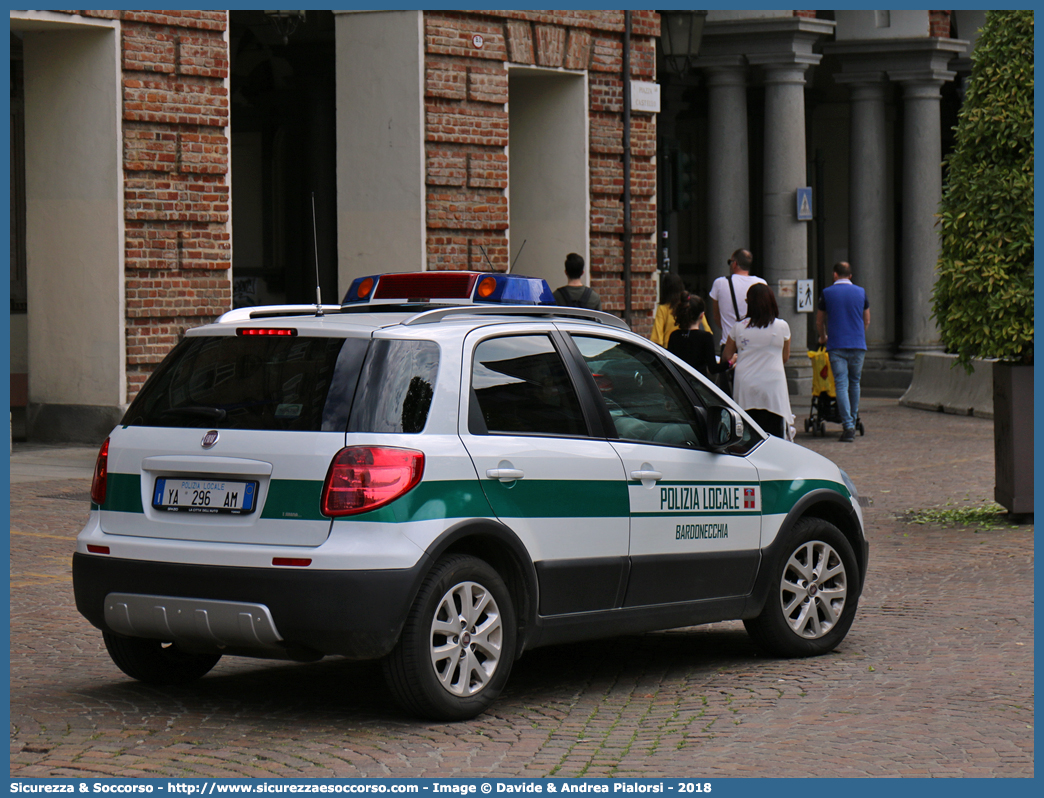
[804,348,864,437]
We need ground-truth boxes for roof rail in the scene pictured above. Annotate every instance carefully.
[400,304,631,330]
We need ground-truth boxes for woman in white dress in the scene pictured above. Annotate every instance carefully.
[720,283,792,438]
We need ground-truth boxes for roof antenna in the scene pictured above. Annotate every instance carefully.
[509,239,526,274]
[478,243,497,272]
[311,192,323,317]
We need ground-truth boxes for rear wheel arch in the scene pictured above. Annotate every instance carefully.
[422,518,538,655]
[383,553,517,720]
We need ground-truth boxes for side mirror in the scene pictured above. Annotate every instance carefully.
[698,405,744,451]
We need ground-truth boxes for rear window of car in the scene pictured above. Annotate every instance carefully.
[122,335,369,432]
[122,335,441,435]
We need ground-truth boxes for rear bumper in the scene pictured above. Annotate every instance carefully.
[73,553,425,660]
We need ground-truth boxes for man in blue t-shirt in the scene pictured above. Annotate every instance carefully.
[816,262,870,443]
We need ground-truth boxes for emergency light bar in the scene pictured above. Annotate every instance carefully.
[341,271,555,306]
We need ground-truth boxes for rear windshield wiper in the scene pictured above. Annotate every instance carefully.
[159,406,228,421]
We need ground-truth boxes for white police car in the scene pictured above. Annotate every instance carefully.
[74,271,868,721]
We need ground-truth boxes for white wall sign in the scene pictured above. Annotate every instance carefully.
[797,279,815,312]
[631,81,660,113]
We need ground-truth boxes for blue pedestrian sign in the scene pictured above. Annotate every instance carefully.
[796,187,813,221]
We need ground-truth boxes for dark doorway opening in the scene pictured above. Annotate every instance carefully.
[229,10,337,308]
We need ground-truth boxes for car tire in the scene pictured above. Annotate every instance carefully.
[103,632,221,685]
[744,517,860,657]
[383,554,516,721]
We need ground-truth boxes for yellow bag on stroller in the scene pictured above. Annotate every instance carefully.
[804,348,866,437]
[803,347,855,436]
[808,347,835,398]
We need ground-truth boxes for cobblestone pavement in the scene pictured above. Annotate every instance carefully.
[9,397,1034,778]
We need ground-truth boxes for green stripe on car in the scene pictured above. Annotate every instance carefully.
[97,474,847,523]
[760,479,849,515]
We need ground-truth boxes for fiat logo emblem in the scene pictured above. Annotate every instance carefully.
[201,430,220,449]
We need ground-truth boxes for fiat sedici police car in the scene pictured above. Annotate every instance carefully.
[74,271,868,720]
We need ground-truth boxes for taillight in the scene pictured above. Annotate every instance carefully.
[320,447,424,517]
[90,438,110,506]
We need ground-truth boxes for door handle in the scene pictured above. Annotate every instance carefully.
[486,468,525,482]
[630,469,663,482]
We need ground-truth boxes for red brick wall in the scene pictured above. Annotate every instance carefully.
[52,9,662,400]
[53,10,232,402]
[121,11,231,400]
[929,10,953,38]
[423,10,660,335]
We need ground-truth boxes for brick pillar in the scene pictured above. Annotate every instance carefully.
[121,11,231,401]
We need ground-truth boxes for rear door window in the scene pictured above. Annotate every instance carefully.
[470,335,587,437]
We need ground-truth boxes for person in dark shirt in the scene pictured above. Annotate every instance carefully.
[667,294,731,380]
[552,253,601,310]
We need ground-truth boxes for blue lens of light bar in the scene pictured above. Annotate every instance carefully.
[475,274,555,305]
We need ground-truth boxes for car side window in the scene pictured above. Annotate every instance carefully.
[348,339,440,434]
[471,335,587,437]
[571,335,701,448]
[674,365,763,454]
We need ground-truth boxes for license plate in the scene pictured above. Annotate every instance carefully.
[153,478,258,515]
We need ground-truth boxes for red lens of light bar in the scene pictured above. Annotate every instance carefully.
[237,328,297,337]
[477,276,498,299]
[372,273,478,300]
[272,557,312,567]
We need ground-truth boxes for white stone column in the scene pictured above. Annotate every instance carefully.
[702,62,749,271]
[827,37,964,362]
[895,76,949,356]
[754,58,818,359]
[334,11,426,287]
[835,74,890,358]
[699,17,834,394]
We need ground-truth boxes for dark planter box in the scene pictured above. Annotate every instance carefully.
[993,363,1034,514]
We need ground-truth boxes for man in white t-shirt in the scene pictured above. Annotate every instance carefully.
[709,249,767,348]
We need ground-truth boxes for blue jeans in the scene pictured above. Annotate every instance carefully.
[829,349,866,431]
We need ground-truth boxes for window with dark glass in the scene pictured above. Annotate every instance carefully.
[571,335,701,447]
[348,340,440,434]
[122,335,369,432]
[674,361,762,454]
[471,335,587,437]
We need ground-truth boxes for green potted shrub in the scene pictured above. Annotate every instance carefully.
[932,10,1034,515]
